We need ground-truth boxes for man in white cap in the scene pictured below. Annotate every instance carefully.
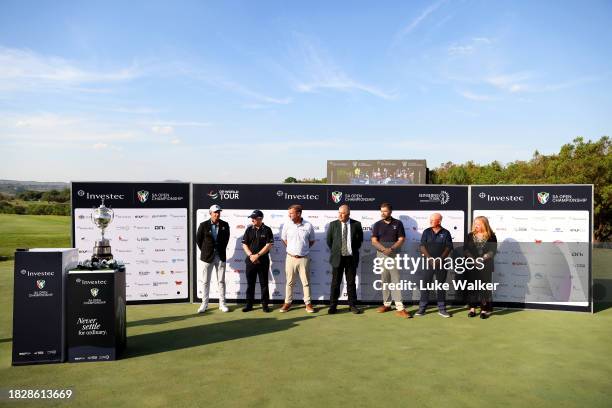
[196,204,230,313]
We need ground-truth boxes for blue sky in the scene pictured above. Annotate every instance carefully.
[0,0,610,182]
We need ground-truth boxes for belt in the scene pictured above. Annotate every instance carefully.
[288,254,306,258]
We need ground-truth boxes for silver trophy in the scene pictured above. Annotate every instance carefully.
[91,199,114,261]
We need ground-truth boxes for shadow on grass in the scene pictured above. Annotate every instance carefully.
[593,279,612,313]
[0,338,12,343]
[593,302,612,313]
[489,308,523,316]
[124,316,311,358]
[127,315,199,328]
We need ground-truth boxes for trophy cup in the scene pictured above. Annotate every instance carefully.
[91,199,115,261]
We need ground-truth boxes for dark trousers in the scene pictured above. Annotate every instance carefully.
[330,256,358,306]
[419,268,448,310]
[465,268,493,311]
[245,260,270,306]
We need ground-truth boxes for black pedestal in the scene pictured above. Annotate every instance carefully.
[67,269,126,362]
[12,249,78,365]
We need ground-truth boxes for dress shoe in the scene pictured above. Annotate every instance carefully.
[395,309,411,318]
[350,306,362,314]
[305,303,316,313]
[279,303,291,313]
[242,305,253,312]
[377,305,392,313]
[468,310,477,318]
[328,306,337,315]
[262,305,272,313]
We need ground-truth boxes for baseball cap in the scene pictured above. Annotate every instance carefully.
[248,209,264,219]
[209,204,222,212]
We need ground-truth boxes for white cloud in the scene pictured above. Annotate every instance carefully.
[211,78,292,105]
[151,125,174,135]
[292,36,395,100]
[0,46,139,91]
[448,37,494,56]
[150,120,211,127]
[0,112,140,152]
[458,90,497,101]
[182,65,292,106]
[394,0,447,43]
[485,72,532,93]
[448,45,475,56]
[13,113,82,128]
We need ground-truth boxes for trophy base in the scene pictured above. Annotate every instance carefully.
[92,239,113,261]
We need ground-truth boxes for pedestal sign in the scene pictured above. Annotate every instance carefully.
[67,269,126,362]
[12,248,77,365]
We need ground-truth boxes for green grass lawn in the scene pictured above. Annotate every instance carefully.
[0,214,71,260]
[0,214,611,407]
[1,259,612,407]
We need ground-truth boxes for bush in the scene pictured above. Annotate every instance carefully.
[41,188,70,203]
[17,190,44,201]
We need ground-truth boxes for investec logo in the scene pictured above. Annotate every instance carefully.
[208,189,239,200]
[77,190,125,200]
[75,278,108,286]
[478,192,524,202]
[276,190,320,200]
[20,269,55,277]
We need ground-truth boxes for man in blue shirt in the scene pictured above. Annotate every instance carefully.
[416,213,454,317]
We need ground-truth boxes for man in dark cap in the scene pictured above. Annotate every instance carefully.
[241,210,274,312]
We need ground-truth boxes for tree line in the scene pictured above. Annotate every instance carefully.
[0,188,71,215]
[284,137,610,241]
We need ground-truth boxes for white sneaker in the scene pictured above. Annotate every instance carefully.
[197,302,208,313]
[219,304,229,313]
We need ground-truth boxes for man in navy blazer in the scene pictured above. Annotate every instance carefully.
[326,204,364,314]
[196,204,230,313]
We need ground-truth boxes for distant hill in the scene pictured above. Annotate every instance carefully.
[0,180,69,195]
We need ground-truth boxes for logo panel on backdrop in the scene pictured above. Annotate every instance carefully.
[71,182,190,303]
[192,184,469,304]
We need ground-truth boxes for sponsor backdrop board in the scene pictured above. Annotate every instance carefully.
[71,182,190,303]
[471,185,593,312]
[192,184,468,304]
[327,160,427,185]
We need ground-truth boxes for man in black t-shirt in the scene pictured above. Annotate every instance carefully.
[371,202,410,318]
[241,210,274,312]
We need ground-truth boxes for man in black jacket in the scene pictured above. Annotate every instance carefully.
[326,204,364,314]
[196,204,230,313]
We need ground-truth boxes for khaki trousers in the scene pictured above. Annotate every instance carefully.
[377,251,404,310]
[285,255,311,304]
